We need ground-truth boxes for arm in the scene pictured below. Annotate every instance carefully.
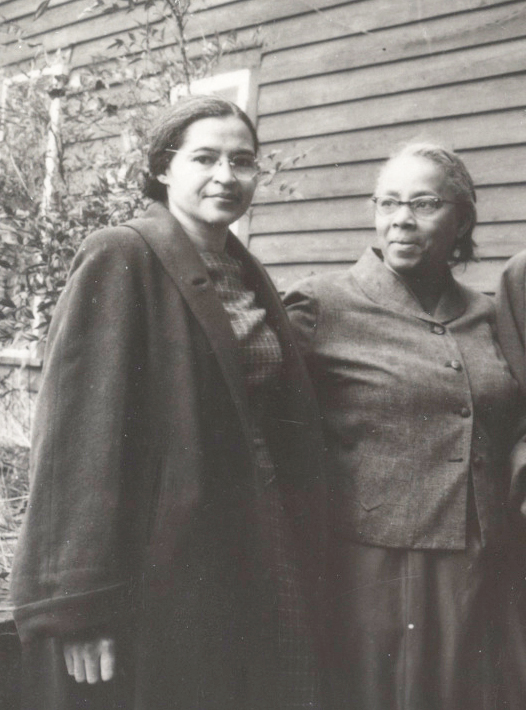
[508,417,526,519]
[496,254,526,516]
[11,227,147,645]
[282,279,319,361]
[496,253,526,393]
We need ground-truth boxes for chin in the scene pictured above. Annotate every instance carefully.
[388,258,420,274]
[207,211,241,226]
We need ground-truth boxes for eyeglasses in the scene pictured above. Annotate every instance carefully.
[166,149,259,180]
[372,196,459,218]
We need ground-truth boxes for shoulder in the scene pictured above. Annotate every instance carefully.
[450,280,504,342]
[68,224,160,290]
[75,224,150,264]
[502,250,526,281]
[284,270,358,353]
[284,268,357,307]
[455,279,493,306]
[56,223,162,315]
[454,279,495,319]
[497,251,526,310]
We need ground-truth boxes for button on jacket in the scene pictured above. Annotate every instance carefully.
[285,247,518,550]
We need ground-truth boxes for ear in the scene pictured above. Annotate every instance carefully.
[156,173,169,185]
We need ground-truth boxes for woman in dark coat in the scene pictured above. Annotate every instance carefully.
[10,95,325,710]
[284,143,520,710]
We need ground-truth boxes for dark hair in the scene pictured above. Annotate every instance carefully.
[376,142,477,264]
[142,95,259,202]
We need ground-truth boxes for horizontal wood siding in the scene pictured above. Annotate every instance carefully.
[254,0,526,293]
[2,0,526,292]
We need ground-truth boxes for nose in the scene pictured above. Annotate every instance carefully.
[391,202,416,226]
[212,157,236,182]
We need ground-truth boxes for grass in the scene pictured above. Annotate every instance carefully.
[0,366,33,620]
[0,438,29,620]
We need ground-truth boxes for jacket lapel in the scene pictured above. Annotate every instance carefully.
[125,202,256,447]
[353,247,467,324]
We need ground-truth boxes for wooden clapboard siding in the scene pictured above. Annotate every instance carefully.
[262,109,526,169]
[251,231,375,264]
[258,73,526,142]
[261,0,526,86]
[251,0,526,292]
[250,224,526,265]
[2,0,520,75]
[262,0,519,53]
[2,0,526,293]
[251,186,526,233]
[260,35,526,115]
[255,145,526,204]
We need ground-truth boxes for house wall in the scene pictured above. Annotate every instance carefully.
[1,0,526,292]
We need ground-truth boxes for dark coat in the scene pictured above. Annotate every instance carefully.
[11,202,325,710]
[496,249,526,394]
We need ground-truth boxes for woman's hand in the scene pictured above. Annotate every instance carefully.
[63,636,116,684]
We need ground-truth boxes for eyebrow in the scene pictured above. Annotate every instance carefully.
[380,190,441,197]
[187,147,256,156]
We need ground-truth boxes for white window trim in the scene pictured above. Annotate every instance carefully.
[1,64,68,362]
[1,64,68,208]
[170,68,252,111]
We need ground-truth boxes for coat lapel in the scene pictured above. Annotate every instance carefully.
[125,202,256,447]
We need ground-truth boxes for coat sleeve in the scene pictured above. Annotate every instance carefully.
[495,253,526,518]
[496,252,526,393]
[282,279,319,361]
[11,227,148,644]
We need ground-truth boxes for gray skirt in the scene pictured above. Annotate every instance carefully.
[325,514,514,710]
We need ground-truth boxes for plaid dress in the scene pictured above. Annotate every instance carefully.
[201,249,321,710]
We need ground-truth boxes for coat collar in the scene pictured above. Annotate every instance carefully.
[352,247,467,324]
[125,202,256,443]
[123,202,314,458]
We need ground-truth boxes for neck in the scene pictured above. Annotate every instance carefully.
[167,201,229,253]
[402,266,449,315]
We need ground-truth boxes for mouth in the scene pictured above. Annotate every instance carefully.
[390,239,421,247]
[208,193,239,203]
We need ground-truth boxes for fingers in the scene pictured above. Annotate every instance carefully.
[100,638,116,682]
[63,643,75,677]
[63,637,116,684]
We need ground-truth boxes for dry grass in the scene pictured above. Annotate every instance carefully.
[0,439,29,619]
[0,364,33,620]
[0,363,35,447]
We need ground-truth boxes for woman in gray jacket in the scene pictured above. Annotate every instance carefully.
[285,143,520,710]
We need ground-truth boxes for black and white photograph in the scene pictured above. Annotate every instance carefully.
[1,1,526,708]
